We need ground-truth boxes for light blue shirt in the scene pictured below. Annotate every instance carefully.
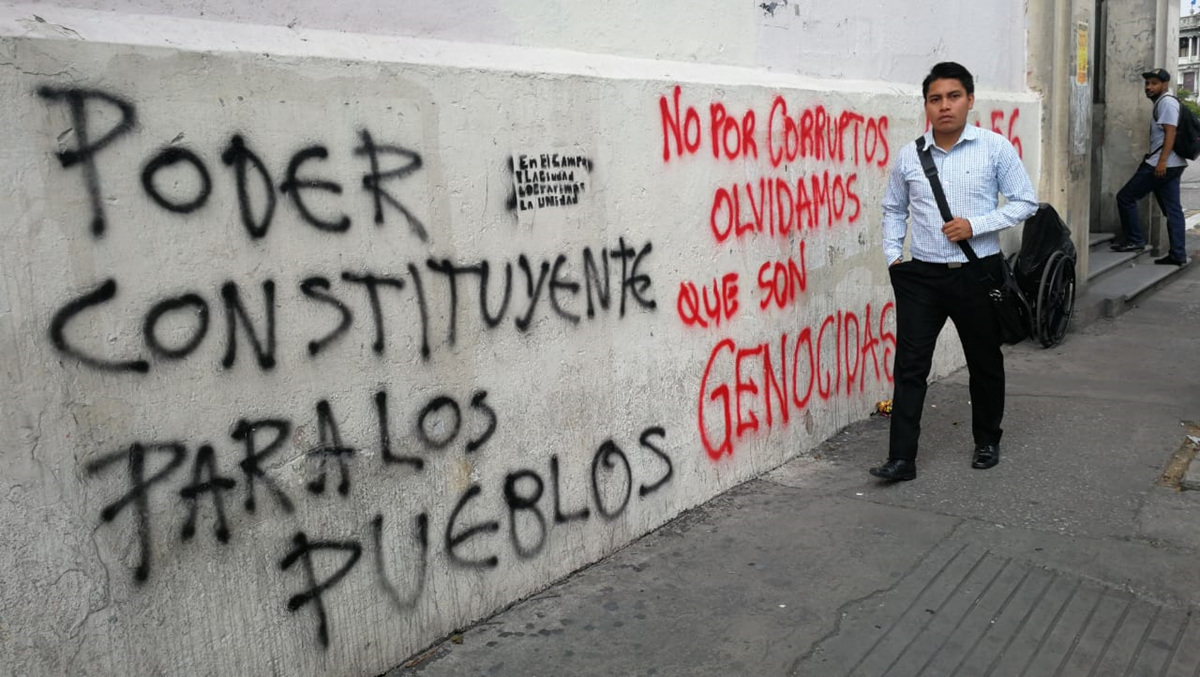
[1148,94,1188,168]
[881,125,1038,265]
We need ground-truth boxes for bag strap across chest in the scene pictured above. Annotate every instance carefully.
[914,136,982,265]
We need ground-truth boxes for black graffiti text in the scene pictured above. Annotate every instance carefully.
[38,87,426,241]
[48,239,657,373]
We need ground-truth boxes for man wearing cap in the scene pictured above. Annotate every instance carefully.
[1111,68,1189,266]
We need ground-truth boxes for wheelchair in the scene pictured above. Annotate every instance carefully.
[1008,204,1076,348]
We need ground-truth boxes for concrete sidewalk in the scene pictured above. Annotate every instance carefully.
[389,264,1200,677]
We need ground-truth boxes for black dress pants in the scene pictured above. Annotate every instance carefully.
[887,256,1005,462]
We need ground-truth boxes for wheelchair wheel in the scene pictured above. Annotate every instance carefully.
[1035,251,1075,347]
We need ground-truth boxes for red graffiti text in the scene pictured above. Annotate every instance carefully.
[767,96,890,169]
[697,301,895,459]
[659,86,892,171]
[756,241,808,312]
[709,172,861,243]
[677,272,740,329]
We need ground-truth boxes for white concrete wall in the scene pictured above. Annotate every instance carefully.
[31,0,1029,90]
[0,3,1039,675]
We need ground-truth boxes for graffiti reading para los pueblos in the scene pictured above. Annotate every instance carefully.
[510,153,593,211]
[85,384,674,649]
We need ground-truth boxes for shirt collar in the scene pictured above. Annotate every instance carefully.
[923,123,980,152]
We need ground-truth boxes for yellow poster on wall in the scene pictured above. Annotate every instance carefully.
[1077,23,1089,84]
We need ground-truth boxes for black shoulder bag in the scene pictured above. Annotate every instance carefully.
[913,137,1032,345]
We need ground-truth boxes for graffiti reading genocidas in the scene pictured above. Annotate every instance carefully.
[39,85,670,650]
[658,84,899,460]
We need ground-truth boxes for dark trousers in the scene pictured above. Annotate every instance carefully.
[887,257,1005,462]
[1116,163,1187,261]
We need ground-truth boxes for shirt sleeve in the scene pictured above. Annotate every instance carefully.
[965,138,1038,235]
[1158,96,1180,128]
[881,157,909,264]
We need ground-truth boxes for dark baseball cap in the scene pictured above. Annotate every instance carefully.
[1142,68,1171,81]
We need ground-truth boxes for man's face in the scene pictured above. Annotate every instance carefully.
[924,78,974,138]
[1144,77,1169,99]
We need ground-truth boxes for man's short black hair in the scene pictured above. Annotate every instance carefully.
[922,62,975,100]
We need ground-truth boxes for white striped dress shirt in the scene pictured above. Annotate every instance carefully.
[881,125,1038,265]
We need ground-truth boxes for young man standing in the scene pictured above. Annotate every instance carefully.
[869,62,1038,482]
[1111,68,1189,266]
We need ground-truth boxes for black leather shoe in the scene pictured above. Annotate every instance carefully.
[869,459,916,481]
[972,444,1000,469]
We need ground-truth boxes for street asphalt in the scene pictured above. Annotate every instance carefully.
[387,214,1200,677]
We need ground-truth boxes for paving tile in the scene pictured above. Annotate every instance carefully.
[1164,610,1200,677]
[805,546,1200,677]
